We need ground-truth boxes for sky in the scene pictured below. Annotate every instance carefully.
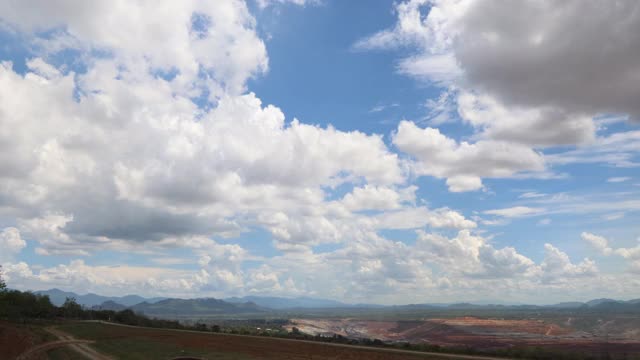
[0,0,639,305]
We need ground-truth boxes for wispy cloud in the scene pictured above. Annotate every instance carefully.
[607,177,631,183]
[484,206,546,218]
[602,212,625,221]
[537,218,552,226]
[519,192,547,199]
[368,103,399,113]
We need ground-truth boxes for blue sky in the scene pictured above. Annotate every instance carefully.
[0,0,639,304]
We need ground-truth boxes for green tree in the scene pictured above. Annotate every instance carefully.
[62,296,83,318]
[0,289,56,319]
[114,309,139,325]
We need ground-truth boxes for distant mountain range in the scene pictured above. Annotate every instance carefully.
[34,288,166,307]
[224,296,354,310]
[31,289,640,316]
[544,298,640,309]
[394,298,640,310]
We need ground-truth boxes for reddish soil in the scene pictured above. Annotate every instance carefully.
[0,321,49,360]
[15,339,96,360]
[286,317,640,354]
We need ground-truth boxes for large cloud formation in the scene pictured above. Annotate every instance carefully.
[0,0,637,303]
[358,0,640,119]
[393,120,545,192]
[0,0,406,255]
[582,232,640,273]
[0,0,483,300]
[357,0,640,192]
[456,1,640,120]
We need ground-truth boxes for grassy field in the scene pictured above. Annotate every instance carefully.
[56,322,252,360]
[46,347,89,360]
[54,321,478,360]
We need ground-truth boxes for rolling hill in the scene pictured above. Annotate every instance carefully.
[130,297,265,315]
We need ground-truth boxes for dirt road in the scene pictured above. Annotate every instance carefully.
[15,339,94,360]
[16,327,113,360]
[45,327,114,360]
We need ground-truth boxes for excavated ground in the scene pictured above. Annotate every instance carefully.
[286,316,640,354]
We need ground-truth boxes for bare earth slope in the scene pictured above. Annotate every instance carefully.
[287,316,640,354]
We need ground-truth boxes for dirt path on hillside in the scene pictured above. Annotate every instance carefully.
[15,339,93,360]
[45,327,114,360]
[16,327,113,360]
